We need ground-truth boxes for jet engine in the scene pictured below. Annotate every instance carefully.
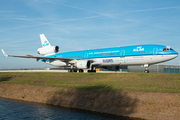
[75,60,91,69]
[37,46,59,55]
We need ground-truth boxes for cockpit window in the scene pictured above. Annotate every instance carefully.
[163,48,174,51]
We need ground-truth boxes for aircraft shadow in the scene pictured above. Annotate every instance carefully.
[46,85,141,120]
[0,76,12,82]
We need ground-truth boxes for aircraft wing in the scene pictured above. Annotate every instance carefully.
[1,49,76,62]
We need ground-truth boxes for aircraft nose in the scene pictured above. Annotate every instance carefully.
[175,51,178,56]
[175,54,178,58]
[174,51,178,58]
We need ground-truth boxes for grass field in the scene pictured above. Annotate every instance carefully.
[0,72,180,93]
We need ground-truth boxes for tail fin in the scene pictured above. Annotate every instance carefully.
[40,34,52,47]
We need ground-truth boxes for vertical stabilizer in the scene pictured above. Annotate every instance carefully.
[40,34,52,47]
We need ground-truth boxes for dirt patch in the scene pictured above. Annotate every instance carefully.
[0,83,180,120]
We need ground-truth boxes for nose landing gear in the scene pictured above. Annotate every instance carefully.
[144,64,150,73]
[144,69,149,73]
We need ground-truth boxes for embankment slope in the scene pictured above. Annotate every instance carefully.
[0,72,180,120]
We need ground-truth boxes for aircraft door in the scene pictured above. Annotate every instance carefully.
[84,53,88,59]
[120,50,125,58]
[153,48,158,55]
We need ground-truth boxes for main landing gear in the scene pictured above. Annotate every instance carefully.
[79,69,84,73]
[88,65,96,73]
[69,69,77,72]
[69,65,96,73]
[88,70,96,72]
[69,69,96,73]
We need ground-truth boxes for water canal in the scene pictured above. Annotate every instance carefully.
[0,98,140,120]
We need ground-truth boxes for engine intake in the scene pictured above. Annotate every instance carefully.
[76,60,91,69]
[37,46,59,55]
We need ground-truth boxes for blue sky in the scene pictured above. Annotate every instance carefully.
[0,0,180,69]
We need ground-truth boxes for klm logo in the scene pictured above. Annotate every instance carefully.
[42,41,49,47]
[133,46,144,52]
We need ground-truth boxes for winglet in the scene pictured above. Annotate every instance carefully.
[1,49,8,58]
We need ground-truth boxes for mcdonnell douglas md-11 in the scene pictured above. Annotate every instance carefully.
[1,34,178,73]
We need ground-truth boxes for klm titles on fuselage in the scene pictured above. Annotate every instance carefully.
[102,59,113,63]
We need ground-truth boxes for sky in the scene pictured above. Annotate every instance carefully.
[0,0,180,69]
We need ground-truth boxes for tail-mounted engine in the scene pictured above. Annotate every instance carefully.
[37,46,59,55]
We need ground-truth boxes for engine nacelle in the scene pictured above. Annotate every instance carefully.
[37,46,59,55]
[48,60,69,67]
[75,60,91,69]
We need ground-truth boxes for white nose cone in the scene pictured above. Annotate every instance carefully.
[170,54,178,60]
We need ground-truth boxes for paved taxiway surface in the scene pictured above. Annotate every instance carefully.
[0,70,68,72]
[0,70,126,73]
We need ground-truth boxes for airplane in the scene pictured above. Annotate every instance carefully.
[1,34,178,73]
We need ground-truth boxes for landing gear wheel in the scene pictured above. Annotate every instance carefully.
[144,70,149,73]
[69,69,77,72]
[88,70,96,73]
[88,65,96,73]
[79,69,84,73]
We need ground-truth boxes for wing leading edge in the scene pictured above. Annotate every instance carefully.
[1,49,76,62]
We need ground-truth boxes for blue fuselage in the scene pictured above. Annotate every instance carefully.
[47,44,178,60]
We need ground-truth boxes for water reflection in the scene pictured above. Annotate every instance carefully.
[0,98,141,120]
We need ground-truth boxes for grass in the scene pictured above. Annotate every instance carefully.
[0,72,180,92]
